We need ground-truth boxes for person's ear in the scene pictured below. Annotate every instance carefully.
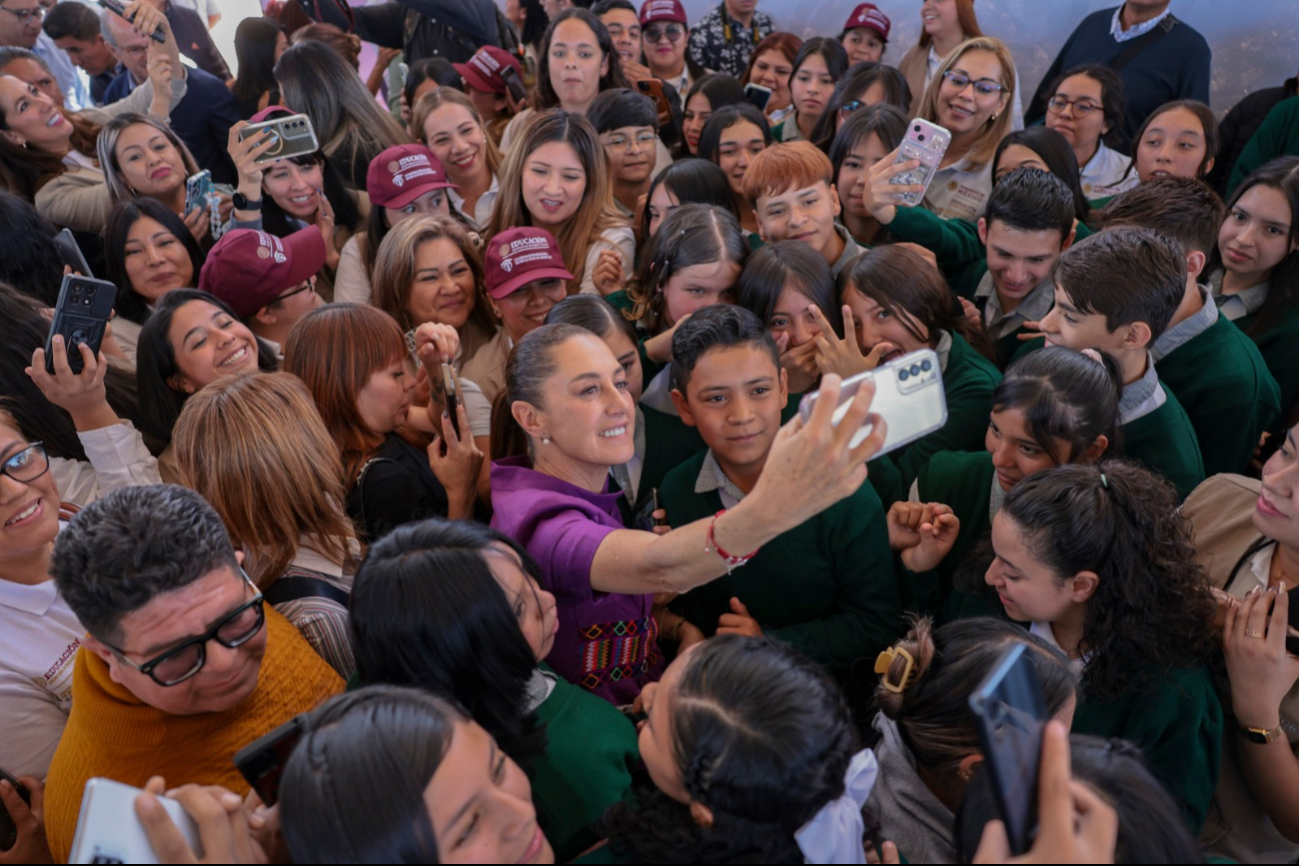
[511,400,549,441]
[80,634,123,681]
[976,217,988,247]
[1068,569,1100,603]
[670,387,697,426]
[777,366,788,408]
[1061,224,1077,252]
[828,182,841,219]
[1185,249,1207,282]
[254,306,276,327]
[1080,433,1109,463]
[0,129,24,148]
[1202,156,1215,177]
[166,373,196,395]
[235,550,245,567]
[688,800,715,829]
[600,52,610,80]
[1120,320,1152,351]
[958,753,985,782]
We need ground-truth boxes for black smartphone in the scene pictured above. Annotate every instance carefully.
[0,767,31,851]
[52,228,94,278]
[233,714,306,807]
[1286,586,1299,657]
[633,488,663,532]
[44,274,117,375]
[441,362,460,438]
[99,0,166,42]
[743,83,772,112]
[500,65,528,103]
[968,643,1048,856]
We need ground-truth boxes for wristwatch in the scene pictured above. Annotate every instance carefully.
[1240,722,1285,744]
[232,191,262,211]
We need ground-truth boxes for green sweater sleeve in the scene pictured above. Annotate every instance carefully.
[887,206,986,281]
[1229,96,1299,195]
[766,489,902,670]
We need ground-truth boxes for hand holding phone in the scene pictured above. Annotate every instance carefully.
[635,78,672,121]
[234,715,306,807]
[69,778,202,864]
[0,767,33,853]
[238,114,319,164]
[100,0,166,42]
[500,65,528,104]
[743,83,772,112]
[890,120,951,206]
[44,275,117,375]
[440,363,460,439]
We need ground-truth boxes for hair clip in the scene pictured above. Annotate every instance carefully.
[1099,471,1108,489]
[874,646,917,694]
[1080,347,1103,365]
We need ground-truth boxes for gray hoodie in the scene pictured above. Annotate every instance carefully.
[863,713,958,864]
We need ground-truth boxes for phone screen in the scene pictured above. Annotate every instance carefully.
[1286,586,1299,656]
[969,643,1047,855]
[744,84,771,111]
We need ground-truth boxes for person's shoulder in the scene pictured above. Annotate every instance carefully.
[949,333,1003,384]
[658,449,709,501]
[1168,14,1212,50]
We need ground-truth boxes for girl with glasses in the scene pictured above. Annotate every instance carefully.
[911,36,1016,222]
[1043,65,1137,203]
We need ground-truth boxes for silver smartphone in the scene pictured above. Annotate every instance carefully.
[238,114,319,164]
[68,778,201,864]
[797,348,947,457]
[183,169,212,215]
[891,119,951,206]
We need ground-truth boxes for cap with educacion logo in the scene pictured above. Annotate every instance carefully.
[454,45,525,96]
[843,3,890,41]
[366,144,457,210]
[485,227,575,299]
[639,0,686,25]
[198,227,326,319]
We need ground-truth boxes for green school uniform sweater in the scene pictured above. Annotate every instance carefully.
[613,405,707,522]
[659,450,902,673]
[893,332,1003,487]
[1123,390,1207,501]
[531,664,640,862]
[1072,664,1222,835]
[912,450,996,614]
[1229,95,1299,194]
[1239,303,1299,433]
[1154,314,1281,477]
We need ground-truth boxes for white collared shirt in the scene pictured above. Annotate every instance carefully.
[448,173,500,230]
[1110,4,1173,41]
[1080,142,1138,201]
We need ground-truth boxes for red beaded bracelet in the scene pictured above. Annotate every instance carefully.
[706,510,759,573]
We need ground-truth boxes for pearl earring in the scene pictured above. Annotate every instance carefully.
[541,435,551,445]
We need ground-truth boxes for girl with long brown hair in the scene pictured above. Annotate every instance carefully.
[485,109,632,295]
[173,372,359,678]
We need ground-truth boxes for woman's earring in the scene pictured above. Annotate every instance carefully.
[541,434,551,445]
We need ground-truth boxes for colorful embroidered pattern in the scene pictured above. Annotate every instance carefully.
[578,616,661,691]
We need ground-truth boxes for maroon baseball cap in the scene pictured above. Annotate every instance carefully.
[454,45,524,96]
[640,0,686,25]
[199,227,326,319]
[366,144,457,210]
[485,228,574,299]
[843,3,890,41]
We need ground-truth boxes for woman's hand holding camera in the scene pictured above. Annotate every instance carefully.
[427,384,483,521]
[863,149,924,225]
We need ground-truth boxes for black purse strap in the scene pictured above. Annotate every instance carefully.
[263,574,351,607]
[1110,14,1178,72]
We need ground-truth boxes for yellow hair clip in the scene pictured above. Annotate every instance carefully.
[874,646,917,694]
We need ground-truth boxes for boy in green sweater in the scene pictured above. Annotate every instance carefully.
[1099,177,1281,476]
[1036,226,1206,499]
[862,168,1080,368]
[658,304,901,674]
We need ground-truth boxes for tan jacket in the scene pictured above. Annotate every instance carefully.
[459,327,510,406]
[896,43,927,116]
[1183,474,1299,864]
[33,73,190,234]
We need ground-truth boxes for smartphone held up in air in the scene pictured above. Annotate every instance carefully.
[52,228,94,279]
[797,348,947,458]
[743,83,772,112]
[44,274,117,375]
[500,65,528,103]
[238,114,320,164]
[890,119,951,206]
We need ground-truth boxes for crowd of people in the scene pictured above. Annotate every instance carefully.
[1,0,1298,862]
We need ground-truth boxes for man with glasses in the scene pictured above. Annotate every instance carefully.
[42,484,343,862]
[1025,1,1210,153]
[1,0,89,109]
[199,227,328,359]
[589,87,661,219]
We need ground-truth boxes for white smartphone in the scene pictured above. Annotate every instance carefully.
[798,348,948,457]
[891,119,951,206]
[68,778,202,864]
[238,114,319,164]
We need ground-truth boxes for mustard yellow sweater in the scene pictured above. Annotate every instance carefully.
[45,608,343,862]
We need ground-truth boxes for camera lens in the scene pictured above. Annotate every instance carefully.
[921,359,932,372]
[898,368,909,381]
[918,134,925,141]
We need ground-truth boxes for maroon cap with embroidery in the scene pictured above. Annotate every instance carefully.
[485,227,574,299]
[454,45,525,95]
[198,227,326,318]
[639,0,686,25]
[366,144,456,209]
[843,3,890,41]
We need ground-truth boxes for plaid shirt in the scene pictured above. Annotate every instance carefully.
[687,4,774,78]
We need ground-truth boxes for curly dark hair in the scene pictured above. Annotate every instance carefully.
[603,635,857,862]
[999,459,1217,702]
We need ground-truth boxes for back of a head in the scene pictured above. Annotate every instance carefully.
[1052,226,1186,340]
[350,519,542,758]
[984,167,1075,241]
[635,202,747,303]
[280,686,463,864]
[42,0,101,41]
[875,618,1077,784]
[233,17,284,98]
[544,292,635,345]
[1099,176,1225,258]
[274,40,402,151]
[953,733,1201,864]
[587,87,657,134]
[50,485,240,645]
[994,346,1122,465]
[0,191,63,307]
[742,141,833,206]
[670,303,778,393]
[685,73,746,115]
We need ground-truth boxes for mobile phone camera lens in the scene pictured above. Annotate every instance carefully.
[898,368,910,381]
[910,365,921,376]
[921,360,932,371]
[918,134,925,141]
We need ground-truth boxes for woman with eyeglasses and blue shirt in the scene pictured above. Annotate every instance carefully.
[910,36,1017,223]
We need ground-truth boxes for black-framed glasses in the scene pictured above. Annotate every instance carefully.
[0,443,49,484]
[275,276,317,304]
[1046,95,1100,117]
[0,5,47,24]
[840,99,866,118]
[644,23,684,43]
[106,569,266,687]
[942,70,1005,97]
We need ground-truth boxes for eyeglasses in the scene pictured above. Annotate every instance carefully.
[942,70,1005,97]
[275,276,317,304]
[0,443,49,484]
[1046,96,1100,118]
[0,5,48,25]
[840,99,867,118]
[644,23,685,43]
[604,131,658,152]
[105,570,266,687]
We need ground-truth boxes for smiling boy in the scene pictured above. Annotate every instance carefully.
[742,141,864,277]
[1036,226,1205,498]
[658,304,899,674]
